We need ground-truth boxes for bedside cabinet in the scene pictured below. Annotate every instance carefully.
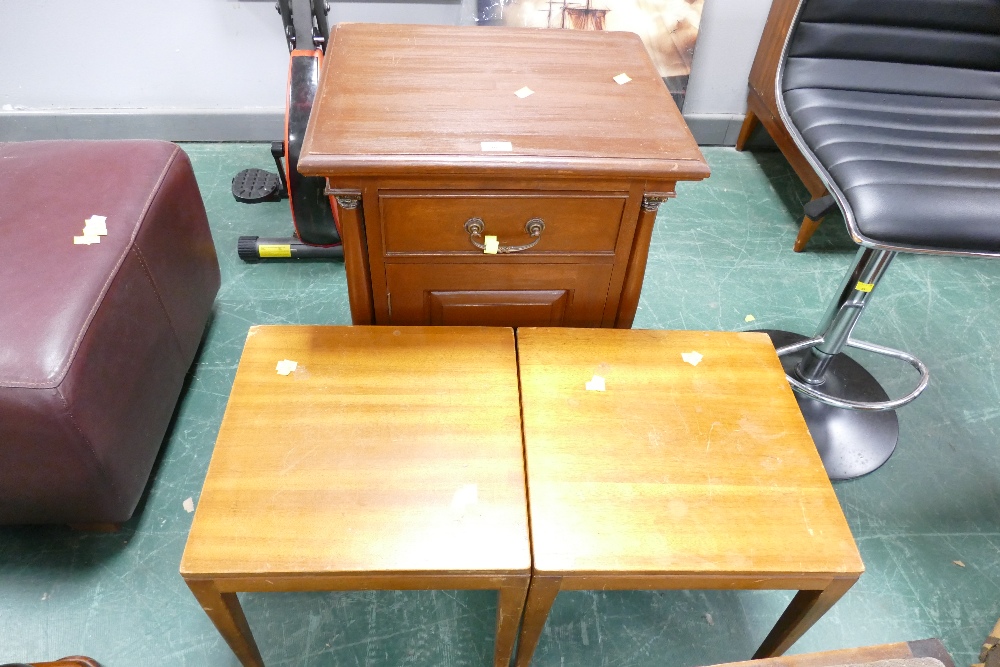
[298,24,709,328]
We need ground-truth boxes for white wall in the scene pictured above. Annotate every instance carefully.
[685,0,772,115]
[0,0,771,143]
[0,0,462,110]
[683,0,772,143]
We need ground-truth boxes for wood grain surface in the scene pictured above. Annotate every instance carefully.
[299,24,708,180]
[706,638,954,667]
[516,328,862,577]
[180,325,530,577]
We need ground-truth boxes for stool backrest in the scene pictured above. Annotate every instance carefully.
[782,0,1000,100]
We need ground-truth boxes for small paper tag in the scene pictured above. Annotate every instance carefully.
[484,235,499,254]
[73,235,101,245]
[182,497,195,513]
[451,484,479,513]
[276,359,298,376]
[681,351,703,366]
[83,218,108,236]
[481,141,513,152]
[585,375,606,391]
[855,281,874,293]
[514,86,534,98]
[744,314,756,322]
[613,73,632,85]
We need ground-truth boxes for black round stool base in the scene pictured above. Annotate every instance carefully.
[759,330,899,481]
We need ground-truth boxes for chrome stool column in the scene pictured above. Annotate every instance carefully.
[762,247,930,480]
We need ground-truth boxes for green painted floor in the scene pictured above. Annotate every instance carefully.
[2,144,1000,667]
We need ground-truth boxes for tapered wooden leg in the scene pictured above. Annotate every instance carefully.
[615,203,660,328]
[495,576,530,667]
[186,579,265,667]
[753,578,858,659]
[735,108,760,151]
[513,576,562,667]
[793,212,825,253]
[331,190,375,325]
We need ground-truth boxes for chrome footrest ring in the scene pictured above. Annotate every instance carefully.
[775,336,929,412]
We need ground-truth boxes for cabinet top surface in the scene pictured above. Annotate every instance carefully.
[516,328,864,577]
[181,325,530,578]
[299,23,709,180]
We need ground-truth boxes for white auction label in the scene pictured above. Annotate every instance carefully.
[480,141,513,152]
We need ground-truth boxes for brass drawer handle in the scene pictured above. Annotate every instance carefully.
[464,217,546,253]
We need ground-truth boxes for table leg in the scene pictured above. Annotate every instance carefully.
[753,578,858,659]
[186,579,265,667]
[495,576,530,667]
[513,576,563,667]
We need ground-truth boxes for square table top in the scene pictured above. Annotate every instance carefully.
[181,325,530,578]
[298,23,708,180]
[516,328,864,578]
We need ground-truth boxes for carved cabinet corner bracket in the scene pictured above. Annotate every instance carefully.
[641,194,675,212]
[324,187,362,210]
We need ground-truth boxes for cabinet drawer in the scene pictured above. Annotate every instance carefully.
[379,192,627,256]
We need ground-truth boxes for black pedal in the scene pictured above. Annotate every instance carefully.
[232,168,282,204]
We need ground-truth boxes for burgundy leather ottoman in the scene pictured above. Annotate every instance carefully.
[0,140,220,525]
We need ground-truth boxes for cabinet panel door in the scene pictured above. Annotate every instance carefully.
[385,263,614,327]
[429,290,569,326]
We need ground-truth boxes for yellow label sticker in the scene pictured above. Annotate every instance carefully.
[258,244,292,258]
[855,281,874,293]
[484,236,499,254]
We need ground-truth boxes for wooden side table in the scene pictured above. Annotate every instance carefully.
[298,24,709,329]
[514,328,864,666]
[180,326,531,667]
[735,0,829,252]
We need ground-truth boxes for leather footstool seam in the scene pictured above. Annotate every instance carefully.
[131,246,186,359]
[54,388,125,510]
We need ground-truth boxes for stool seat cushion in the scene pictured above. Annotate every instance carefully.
[780,0,1000,253]
[783,87,1000,251]
[0,140,220,524]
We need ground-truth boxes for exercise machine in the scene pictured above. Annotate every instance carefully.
[232,0,344,262]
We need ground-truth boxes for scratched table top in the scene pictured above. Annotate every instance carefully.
[180,325,530,577]
[516,328,863,578]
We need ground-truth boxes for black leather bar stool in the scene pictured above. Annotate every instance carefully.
[764,0,1000,479]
